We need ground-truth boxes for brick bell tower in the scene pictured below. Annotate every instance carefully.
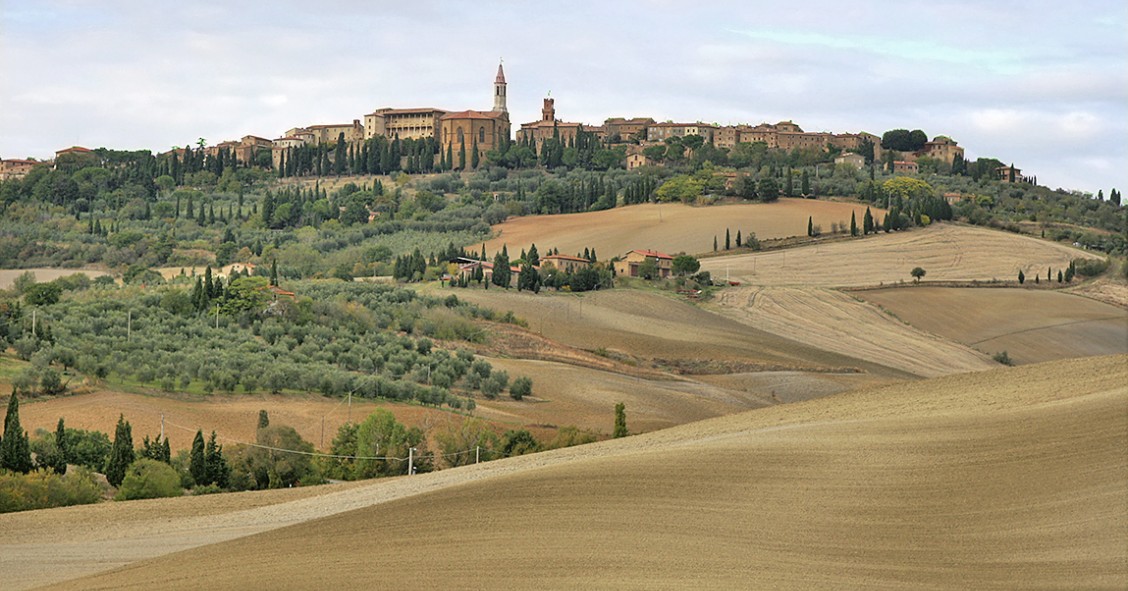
[493,61,507,113]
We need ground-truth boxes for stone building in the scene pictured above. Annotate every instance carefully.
[0,158,38,181]
[364,108,448,141]
[518,97,584,150]
[438,63,511,166]
[646,122,716,144]
[603,117,655,142]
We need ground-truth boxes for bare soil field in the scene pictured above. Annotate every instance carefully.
[714,287,998,378]
[16,355,1124,590]
[859,287,1128,365]
[17,390,469,453]
[0,268,109,290]
[483,199,878,258]
[701,223,1101,288]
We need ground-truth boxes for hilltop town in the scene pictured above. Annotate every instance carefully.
[1,62,1030,186]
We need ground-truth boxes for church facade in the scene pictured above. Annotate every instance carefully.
[438,64,511,164]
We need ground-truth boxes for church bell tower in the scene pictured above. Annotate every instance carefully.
[493,61,507,113]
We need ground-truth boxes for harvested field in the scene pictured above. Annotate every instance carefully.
[701,224,1101,288]
[714,287,997,377]
[0,268,108,289]
[16,355,1126,590]
[483,199,878,258]
[449,287,903,376]
[859,287,1128,365]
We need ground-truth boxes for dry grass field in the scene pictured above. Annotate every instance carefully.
[859,287,1128,365]
[714,287,998,377]
[700,224,1100,288]
[483,199,878,258]
[0,268,109,290]
[11,355,1123,590]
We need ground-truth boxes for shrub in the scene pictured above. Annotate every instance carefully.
[993,351,1013,366]
[1073,258,1109,277]
[0,468,102,514]
[116,459,183,500]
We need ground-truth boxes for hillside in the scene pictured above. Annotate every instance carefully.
[859,287,1128,364]
[482,198,877,257]
[10,355,1124,590]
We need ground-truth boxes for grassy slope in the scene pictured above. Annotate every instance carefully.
[29,355,1127,591]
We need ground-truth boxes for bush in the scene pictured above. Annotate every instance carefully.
[993,351,1013,366]
[115,459,182,500]
[0,468,102,514]
[1073,257,1109,277]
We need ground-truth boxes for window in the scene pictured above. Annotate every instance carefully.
[479,127,485,143]
[457,128,464,144]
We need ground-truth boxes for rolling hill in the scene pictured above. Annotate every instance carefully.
[9,355,1123,590]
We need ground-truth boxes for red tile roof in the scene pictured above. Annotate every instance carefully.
[631,249,673,260]
[370,107,448,116]
[56,146,92,155]
[441,110,507,121]
[543,254,590,263]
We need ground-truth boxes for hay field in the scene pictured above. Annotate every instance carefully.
[0,268,108,290]
[714,287,998,377]
[859,287,1128,364]
[18,355,1125,590]
[483,199,877,257]
[700,224,1100,288]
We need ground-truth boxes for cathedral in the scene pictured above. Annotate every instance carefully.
[438,63,511,164]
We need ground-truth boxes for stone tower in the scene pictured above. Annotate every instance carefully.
[541,97,555,122]
[493,62,507,113]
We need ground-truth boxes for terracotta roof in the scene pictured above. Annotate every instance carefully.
[543,254,590,263]
[649,122,716,129]
[307,123,357,130]
[2,159,38,165]
[630,249,673,260]
[520,120,583,129]
[369,107,448,116]
[440,110,507,121]
[56,146,92,154]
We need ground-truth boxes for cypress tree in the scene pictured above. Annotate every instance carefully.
[863,207,874,235]
[613,402,628,438]
[459,138,467,170]
[257,410,269,430]
[713,236,718,252]
[105,414,134,487]
[204,431,229,488]
[725,228,731,250]
[471,135,480,169]
[736,230,742,247]
[850,211,858,236]
[53,417,68,474]
[807,216,813,237]
[1,391,33,474]
[270,259,279,287]
[190,429,206,486]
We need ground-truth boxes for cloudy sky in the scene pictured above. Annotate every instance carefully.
[2,1,1125,194]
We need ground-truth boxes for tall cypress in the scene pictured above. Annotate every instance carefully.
[53,417,68,474]
[105,414,134,487]
[1,391,33,474]
[190,429,207,486]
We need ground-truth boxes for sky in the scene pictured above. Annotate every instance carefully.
[1,0,1125,195]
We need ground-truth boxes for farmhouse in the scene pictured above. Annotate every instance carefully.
[540,254,592,274]
[834,152,866,170]
[892,160,919,175]
[614,249,673,279]
[0,158,38,181]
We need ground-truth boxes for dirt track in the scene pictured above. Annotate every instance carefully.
[8,355,1124,590]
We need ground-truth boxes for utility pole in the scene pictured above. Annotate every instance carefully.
[408,447,416,475]
[475,446,480,464]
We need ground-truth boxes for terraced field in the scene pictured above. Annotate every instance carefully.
[8,355,1123,590]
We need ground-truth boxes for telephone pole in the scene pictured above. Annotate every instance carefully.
[408,447,416,475]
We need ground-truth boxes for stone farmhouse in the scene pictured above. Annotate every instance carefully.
[614,249,673,279]
[540,254,592,274]
[0,158,39,181]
